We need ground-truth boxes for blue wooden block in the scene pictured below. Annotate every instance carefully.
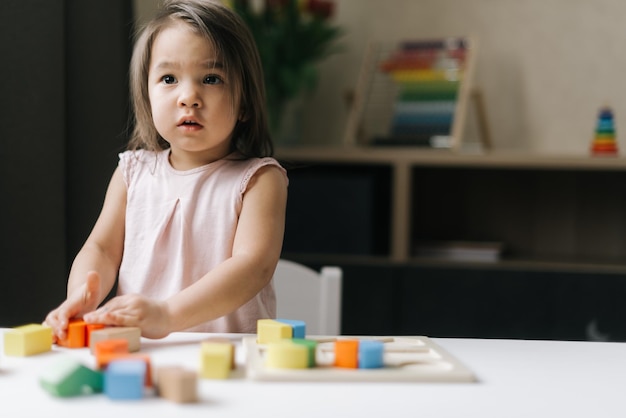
[276,319,306,338]
[104,360,146,400]
[359,340,384,369]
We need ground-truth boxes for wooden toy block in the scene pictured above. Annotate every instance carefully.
[359,340,384,369]
[156,366,198,404]
[93,338,129,368]
[199,341,233,379]
[276,319,306,338]
[89,326,141,353]
[265,340,309,369]
[56,319,87,348]
[202,337,236,369]
[96,353,152,387]
[244,336,477,382]
[85,323,106,347]
[93,339,129,358]
[257,319,292,344]
[104,359,147,400]
[334,339,359,368]
[40,356,103,397]
[292,338,317,367]
[4,324,53,356]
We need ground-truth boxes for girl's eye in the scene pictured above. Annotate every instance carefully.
[204,75,223,85]
[161,75,176,84]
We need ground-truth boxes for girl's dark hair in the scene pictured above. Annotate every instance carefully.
[128,0,273,158]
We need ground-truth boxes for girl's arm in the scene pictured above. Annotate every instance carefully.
[84,165,287,338]
[45,167,127,340]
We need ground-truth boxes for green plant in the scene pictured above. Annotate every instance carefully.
[231,0,343,130]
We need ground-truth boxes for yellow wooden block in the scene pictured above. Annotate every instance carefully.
[199,342,233,379]
[203,337,236,369]
[256,319,292,344]
[265,340,308,369]
[4,324,53,356]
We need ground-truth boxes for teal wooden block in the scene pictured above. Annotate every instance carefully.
[105,360,146,400]
[40,357,103,397]
[276,319,306,338]
[359,340,384,369]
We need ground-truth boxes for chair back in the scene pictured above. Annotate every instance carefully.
[272,259,342,336]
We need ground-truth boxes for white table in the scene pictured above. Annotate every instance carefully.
[1,330,625,417]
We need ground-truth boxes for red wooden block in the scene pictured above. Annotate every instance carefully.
[86,323,106,347]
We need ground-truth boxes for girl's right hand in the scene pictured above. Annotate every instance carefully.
[43,271,101,341]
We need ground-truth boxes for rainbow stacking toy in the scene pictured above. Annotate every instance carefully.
[591,107,618,156]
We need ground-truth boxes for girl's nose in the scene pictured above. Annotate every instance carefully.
[178,85,202,108]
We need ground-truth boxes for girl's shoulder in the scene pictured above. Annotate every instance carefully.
[119,148,163,164]
[118,149,165,184]
[221,154,285,173]
[229,156,287,193]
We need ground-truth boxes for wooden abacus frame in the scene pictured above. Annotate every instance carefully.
[344,36,489,151]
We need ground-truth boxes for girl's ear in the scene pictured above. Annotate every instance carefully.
[239,106,249,122]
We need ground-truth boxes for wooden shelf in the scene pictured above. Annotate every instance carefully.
[277,146,626,270]
[283,252,626,275]
[276,146,626,171]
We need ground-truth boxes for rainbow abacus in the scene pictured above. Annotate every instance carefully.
[591,107,618,155]
[376,38,468,147]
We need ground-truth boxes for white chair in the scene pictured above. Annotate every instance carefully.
[272,259,343,336]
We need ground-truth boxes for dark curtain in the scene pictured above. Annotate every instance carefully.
[0,0,133,326]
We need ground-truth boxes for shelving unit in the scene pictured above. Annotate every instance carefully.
[276,145,626,272]
[276,145,626,340]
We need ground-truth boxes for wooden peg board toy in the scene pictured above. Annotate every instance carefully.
[244,336,476,382]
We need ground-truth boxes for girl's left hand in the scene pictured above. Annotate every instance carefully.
[83,294,172,339]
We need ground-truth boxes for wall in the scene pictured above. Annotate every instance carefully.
[136,0,626,155]
[0,0,67,325]
[0,1,132,326]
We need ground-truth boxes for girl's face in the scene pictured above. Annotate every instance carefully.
[148,22,239,169]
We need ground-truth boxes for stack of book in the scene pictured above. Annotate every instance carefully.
[414,241,504,263]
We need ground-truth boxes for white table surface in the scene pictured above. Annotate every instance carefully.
[1,329,625,417]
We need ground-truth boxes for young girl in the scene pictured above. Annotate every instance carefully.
[44,0,288,339]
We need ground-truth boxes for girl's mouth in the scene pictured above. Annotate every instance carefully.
[178,119,203,130]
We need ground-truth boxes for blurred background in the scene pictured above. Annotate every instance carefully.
[135,0,626,154]
[3,0,626,340]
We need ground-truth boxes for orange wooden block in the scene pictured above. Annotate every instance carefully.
[97,352,152,387]
[56,319,87,348]
[93,339,129,360]
[334,339,359,368]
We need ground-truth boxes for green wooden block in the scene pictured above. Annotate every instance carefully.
[40,357,103,397]
[292,338,318,367]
